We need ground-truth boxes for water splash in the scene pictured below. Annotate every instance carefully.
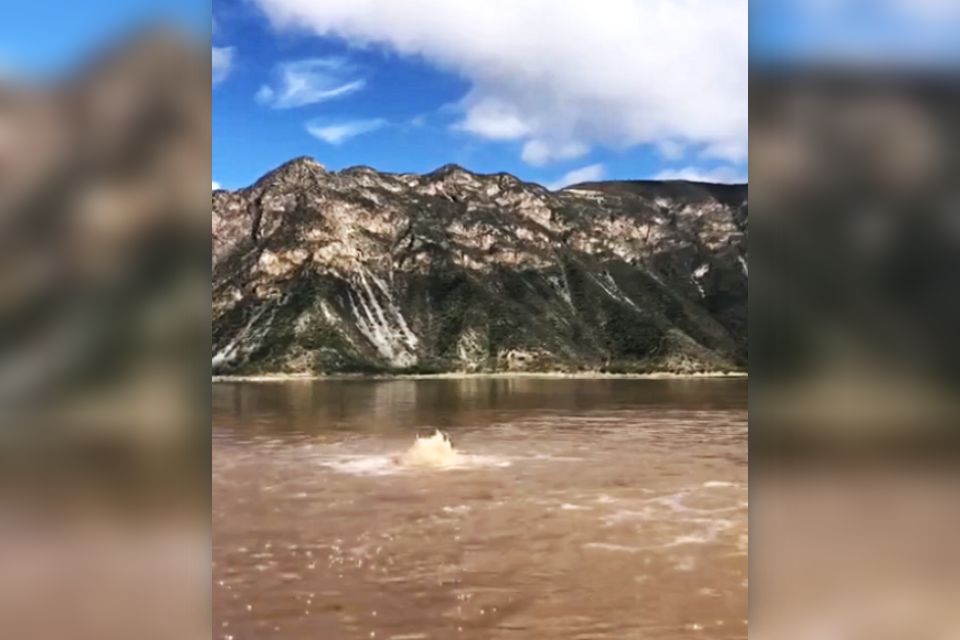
[316,431,511,476]
[399,430,459,468]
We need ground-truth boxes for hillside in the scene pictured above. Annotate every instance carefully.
[212,158,747,375]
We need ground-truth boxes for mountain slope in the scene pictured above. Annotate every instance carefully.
[212,158,747,375]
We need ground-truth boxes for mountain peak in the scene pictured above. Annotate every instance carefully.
[427,163,474,179]
[254,156,326,189]
[280,155,325,172]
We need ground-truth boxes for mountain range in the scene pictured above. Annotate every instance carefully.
[213,157,747,375]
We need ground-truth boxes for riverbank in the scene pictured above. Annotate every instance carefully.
[212,370,747,383]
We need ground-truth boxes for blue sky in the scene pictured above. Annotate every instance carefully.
[1,0,751,191]
[751,0,960,64]
[6,1,959,192]
[213,0,748,190]
[1,0,208,77]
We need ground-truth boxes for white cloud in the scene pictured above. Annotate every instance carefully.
[212,181,221,190]
[521,140,589,167]
[212,46,234,85]
[657,140,686,161]
[654,165,746,184]
[454,98,531,140]
[701,140,747,163]
[306,118,387,144]
[546,163,606,190]
[251,0,747,165]
[256,58,365,109]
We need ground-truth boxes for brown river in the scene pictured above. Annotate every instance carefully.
[213,377,747,639]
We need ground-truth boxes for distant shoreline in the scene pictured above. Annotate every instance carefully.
[212,371,747,383]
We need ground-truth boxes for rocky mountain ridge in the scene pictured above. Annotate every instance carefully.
[213,157,747,374]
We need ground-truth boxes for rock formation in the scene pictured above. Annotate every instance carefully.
[213,157,747,374]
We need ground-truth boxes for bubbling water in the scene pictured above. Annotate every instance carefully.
[317,430,511,476]
[399,430,459,468]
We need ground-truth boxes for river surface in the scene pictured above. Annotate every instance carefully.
[213,377,747,639]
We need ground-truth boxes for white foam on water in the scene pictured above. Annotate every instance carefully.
[664,518,735,547]
[320,455,399,477]
[316,431,511,476]
[702,480,738,488]
[603,507,658,525]
[655,491,696,513]
[560,503,591,511]
[442,505,471,514]
[318,453,512,476]
[517,453,585,462]
[453,454,513,469]
[653,490,743,515]
[595,484,744,553]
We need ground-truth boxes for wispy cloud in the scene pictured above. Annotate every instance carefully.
[306,118,387,144]
[256,58,365,109]
[212,180,221,190]
[212,46,234,86]
[547,163,606,190]
[654,165,746,184]
[521,140,589,167]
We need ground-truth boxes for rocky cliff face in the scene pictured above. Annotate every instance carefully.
[212,158,747,375]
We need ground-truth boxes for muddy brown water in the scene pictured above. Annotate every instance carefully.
[213,378,747,639]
